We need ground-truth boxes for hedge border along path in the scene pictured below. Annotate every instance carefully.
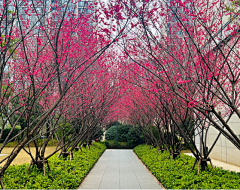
[2,142,106,189]
[134,145,240,189]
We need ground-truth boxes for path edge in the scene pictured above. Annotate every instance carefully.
[133,149,166,189]
[77,147,107,188]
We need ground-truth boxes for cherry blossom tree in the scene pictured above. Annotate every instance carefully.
[107,0,240,171]
[0,0,129,186]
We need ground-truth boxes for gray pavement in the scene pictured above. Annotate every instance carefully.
[78,149,164,189]
[184,153,240,173]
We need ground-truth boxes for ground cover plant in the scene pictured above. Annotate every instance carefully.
[134,145,240,189]
[1,143,106,189]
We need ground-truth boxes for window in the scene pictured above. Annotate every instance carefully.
[21,14,28,20]
[78,8,92,14]
[8,5,14,12]
[78,1,94,15]
[51,0,61,3]
[78,1,93,8]
[78,1,85,7]
[67,6,76,14]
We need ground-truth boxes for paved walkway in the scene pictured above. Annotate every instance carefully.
[79,149,163,189]
[184,153,240,172]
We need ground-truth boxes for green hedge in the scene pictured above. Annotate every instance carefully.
[2,142,106,189]
[0,139,59,147]
[105,124,140,142]
[0,128,20,143]
[134,145,240,189]
[104,140,140,149]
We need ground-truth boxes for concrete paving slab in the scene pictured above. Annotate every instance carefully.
[83,178,102,185]
[78,183,100,189]
[99,182,120,189]
[101,178,119,183]
[134,169,150,174]
[120,172,135,176]
[78,149,163,189]
[140,182,165,189]
[184,153,240,172]
[120,174,138,181]
[120,183,141,189]
[137,176,158,183]
[104,167,118,171]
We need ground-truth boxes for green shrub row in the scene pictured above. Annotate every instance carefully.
[0,139,59,147]
[105,124,141,142]
[104,140,140,149]
[0,128,20,143]
[2,142,106,189]
[134,145,240,189]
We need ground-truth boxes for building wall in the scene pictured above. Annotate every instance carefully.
[193,0,240,167]
[195,114,240,167]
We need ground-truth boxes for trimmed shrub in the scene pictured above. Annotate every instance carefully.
[105,124,140,142]
[105,125,130,141]
[0,127,21,143]
[126,127,140,142]
[134,145,240,189]
[104,140,139,149]
[93,128,104,141]
[2,142,106,189]
[1,139,59,147]
[105,125,117,141]
[104,124,142,149]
